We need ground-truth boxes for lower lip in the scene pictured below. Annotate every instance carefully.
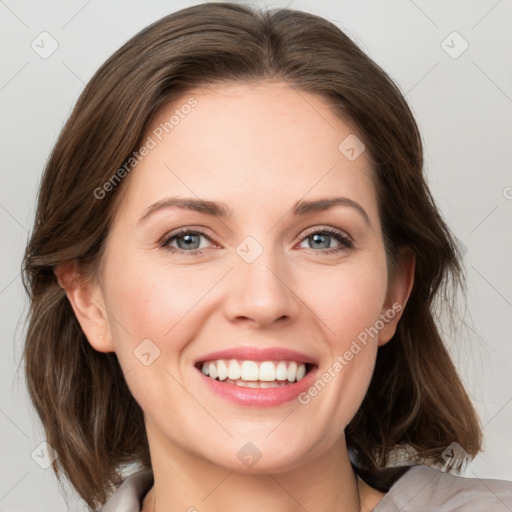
[198,367,318,407]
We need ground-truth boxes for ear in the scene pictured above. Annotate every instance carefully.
[55,261,115,353]
[377,248,415,347]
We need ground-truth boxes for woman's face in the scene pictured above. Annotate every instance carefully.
[84,81,410,473]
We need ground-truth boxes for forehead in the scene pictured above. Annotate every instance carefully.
[116,80,378,222]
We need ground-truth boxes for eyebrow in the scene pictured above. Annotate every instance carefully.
[138,196,371,227]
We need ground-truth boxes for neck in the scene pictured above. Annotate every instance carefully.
[142,426,371,512]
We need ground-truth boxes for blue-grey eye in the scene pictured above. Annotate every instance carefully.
[161,230,212,252]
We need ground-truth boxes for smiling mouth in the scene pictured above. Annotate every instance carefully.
[196,359,315,388]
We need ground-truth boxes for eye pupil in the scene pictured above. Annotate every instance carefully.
[310,233,330,249]
[178,234,200,250]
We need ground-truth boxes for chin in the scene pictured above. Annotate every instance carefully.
[198,433,322,475]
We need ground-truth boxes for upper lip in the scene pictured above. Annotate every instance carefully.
[195,347,318,365]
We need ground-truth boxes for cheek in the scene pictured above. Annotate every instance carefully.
[301,257,388,347]
[101,252,228,375]
[100,258,207,418]
[106,267,201,341]
[294,255,387,426]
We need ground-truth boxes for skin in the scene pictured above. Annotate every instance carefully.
[59,81,415,511]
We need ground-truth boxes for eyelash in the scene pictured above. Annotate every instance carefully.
[159,227,353,256]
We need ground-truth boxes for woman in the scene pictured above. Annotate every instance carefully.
[22,3,512,511]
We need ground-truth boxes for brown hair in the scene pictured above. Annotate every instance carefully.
[22,2,482,509]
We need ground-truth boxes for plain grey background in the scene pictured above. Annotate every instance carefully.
[1,0,511,510]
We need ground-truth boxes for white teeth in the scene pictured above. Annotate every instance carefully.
[276,361,288,380]
[225,378,285,388]
[287,361,297,382]
[216,360,228,381]
[200,359,309,384]
[227,360,241,380]
[240,361,259,381]
[259,361,276,381]
[208,363,218,380]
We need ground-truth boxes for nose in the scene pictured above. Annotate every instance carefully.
[223,247,301,329]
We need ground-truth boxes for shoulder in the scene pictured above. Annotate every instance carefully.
[372,464,512,512]
[100,469,153,512]
[98,465,512,512]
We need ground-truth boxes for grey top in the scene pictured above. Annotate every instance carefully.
[100,465,512,511]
